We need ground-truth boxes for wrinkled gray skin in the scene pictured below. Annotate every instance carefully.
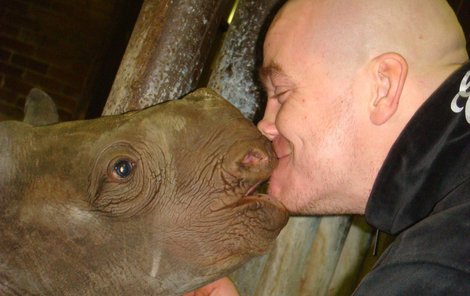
[0,88,288,295]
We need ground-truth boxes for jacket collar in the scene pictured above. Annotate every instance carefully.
[366,62,470,235]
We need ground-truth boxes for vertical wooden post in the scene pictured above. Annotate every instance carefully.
[208,0,282,120]
[323,217,374,295]
[103,0,234,115]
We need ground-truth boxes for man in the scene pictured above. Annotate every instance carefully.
[188,0,470,294]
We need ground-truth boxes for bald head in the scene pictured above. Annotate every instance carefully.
[268,0,468,75]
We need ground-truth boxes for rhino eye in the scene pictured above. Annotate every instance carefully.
[113,159,134,178]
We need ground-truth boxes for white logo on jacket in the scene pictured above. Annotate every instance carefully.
[451,70,470,123]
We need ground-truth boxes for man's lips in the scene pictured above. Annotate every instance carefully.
[272,136,292,159]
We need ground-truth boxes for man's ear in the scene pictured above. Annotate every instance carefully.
[369,53,408,125]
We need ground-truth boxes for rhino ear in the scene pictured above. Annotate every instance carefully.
[23,88,60,126]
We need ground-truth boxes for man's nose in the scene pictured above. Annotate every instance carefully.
[257,116,278,141]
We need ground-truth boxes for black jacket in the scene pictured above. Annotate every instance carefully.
[355,62,470,295]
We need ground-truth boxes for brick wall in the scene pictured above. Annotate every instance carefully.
[0,0,142,121]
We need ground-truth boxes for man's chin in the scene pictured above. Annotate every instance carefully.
[267,185,324,215]
[267,184,296,213]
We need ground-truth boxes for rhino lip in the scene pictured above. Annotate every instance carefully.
[210,178,270,212]
[244,180,264,197]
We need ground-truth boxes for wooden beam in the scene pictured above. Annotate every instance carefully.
[103,0,234,115]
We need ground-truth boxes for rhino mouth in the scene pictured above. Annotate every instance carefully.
[233,192,289,245]
[210,137,288,232]
[235,179,288,230]
[243,180,265,197]
[210,176,286,214]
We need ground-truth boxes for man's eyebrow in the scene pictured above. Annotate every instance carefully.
[259,62,285,84]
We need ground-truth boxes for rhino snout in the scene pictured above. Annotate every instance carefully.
[240,148,268,170]
[223,137,277,186]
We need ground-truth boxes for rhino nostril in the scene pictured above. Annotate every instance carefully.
[240,149,267,168]
[223,140,276,178]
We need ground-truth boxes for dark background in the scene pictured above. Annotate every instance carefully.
[0,0,468,122]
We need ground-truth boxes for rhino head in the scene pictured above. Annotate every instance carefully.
[0,88,288,295]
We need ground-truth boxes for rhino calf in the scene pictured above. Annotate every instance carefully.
[0,88,288,295]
